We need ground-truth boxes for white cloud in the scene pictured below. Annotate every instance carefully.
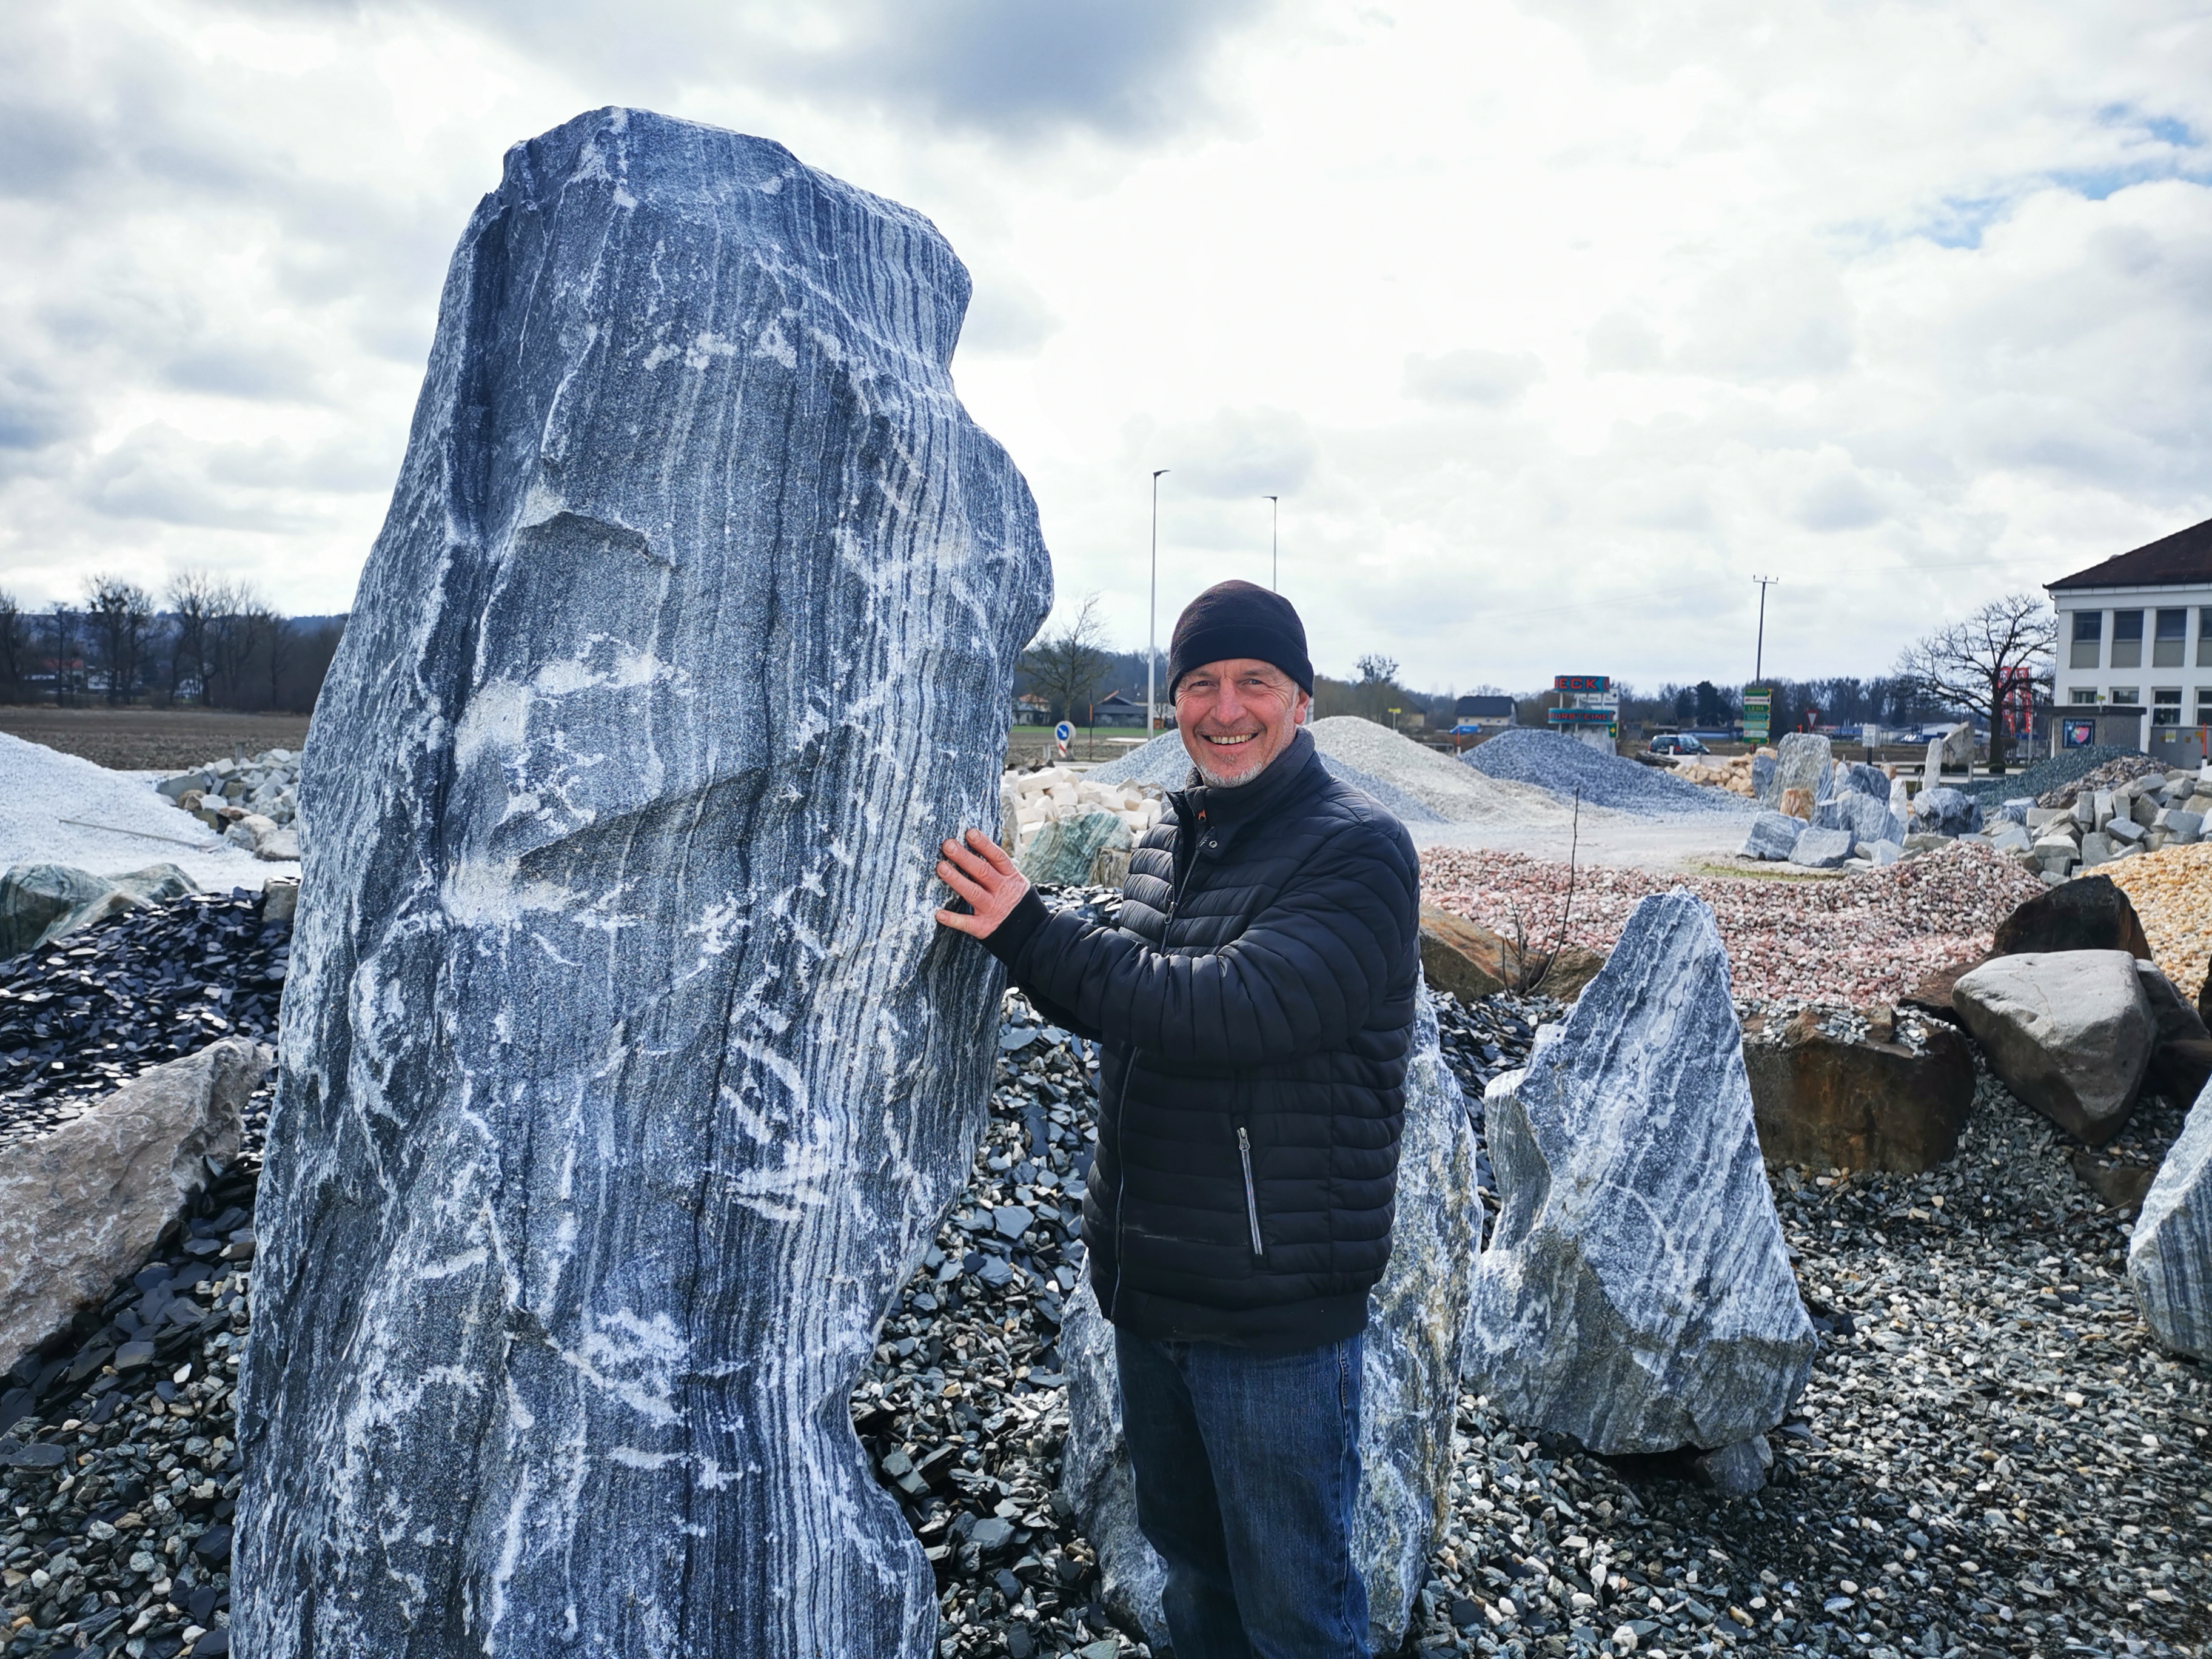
[2,0,2210,697]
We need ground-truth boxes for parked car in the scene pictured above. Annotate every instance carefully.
[1649,733,1710,756]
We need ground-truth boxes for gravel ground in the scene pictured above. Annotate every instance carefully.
[1464,729,1756,819]
[0,736,290,890]
[1423,840,2048,1005]
[2102,845,2212,1002]
[5,890,2208,1659]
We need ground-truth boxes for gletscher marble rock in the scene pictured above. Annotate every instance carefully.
[1464,891,1815,1469]
[1061,993,1480,1653]
[234,109,1051,1659]
[2130,1077,2212,1361]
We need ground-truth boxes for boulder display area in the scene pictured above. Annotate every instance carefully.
[2,868,2207,1659]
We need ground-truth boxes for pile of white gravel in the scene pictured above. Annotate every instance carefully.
[1085,719,1579,828]
[0,731,293,890]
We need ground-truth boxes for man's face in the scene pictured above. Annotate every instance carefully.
[1173,658,1310,788]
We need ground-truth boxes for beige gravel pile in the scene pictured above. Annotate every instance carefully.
[1306,717,1575,826]
[1422,840,2047,1005]
[2100,843,2212,1000]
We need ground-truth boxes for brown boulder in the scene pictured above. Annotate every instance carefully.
[1779,786,1814,821]
[1992,875,2152,961]
[1418,905,1606,1003]
[1418,906,1512,1001]
[1899,953,1991,1026]
[2150,1038,2212,1106]
[0,1039,266,1376]
[1743,1005,1977,1173]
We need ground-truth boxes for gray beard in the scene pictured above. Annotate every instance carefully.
[1191,742,1275,789]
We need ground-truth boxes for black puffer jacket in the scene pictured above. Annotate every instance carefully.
[984,729,1421,1350]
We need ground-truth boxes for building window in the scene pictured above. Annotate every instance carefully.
[2198,688,2212,726]
[2152,688,2182,727]
[2200,608,2212,669]
[2154,609,2187,668]
[2110,686,2141,706]
[2068,687,2097,705]
[2070,609,2102,669]
[2111,609,2143,668]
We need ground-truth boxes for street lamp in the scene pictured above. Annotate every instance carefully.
[1147,469,1169,732]
[1264,494,1279,592]
[1751,575,1779,683]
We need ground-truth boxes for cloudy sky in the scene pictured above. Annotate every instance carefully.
[5,0,2210,692]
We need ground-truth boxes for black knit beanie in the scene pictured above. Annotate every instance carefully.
[1167,580,1314,699]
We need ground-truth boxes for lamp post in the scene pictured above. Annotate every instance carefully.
[1264,494,1279,591]
[1751,574,1778,683]
[1148,469,1169,732]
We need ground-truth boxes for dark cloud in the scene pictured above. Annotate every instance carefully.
[344,0,1272,142]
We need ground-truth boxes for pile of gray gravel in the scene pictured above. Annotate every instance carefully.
[1463,728,1755,818]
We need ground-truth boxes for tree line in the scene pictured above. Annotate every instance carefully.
[0,572,346,712]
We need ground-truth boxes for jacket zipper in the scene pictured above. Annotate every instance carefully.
[1236,1126,1264,1258]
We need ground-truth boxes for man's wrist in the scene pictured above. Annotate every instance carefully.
[980,886,1050,967]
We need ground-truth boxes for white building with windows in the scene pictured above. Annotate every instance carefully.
[2047,514,2212,763]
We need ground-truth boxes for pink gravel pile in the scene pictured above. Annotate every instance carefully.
[1421,840,2046,1005]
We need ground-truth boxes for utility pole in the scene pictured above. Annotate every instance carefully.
[1264,494,1279,592]
[1751,575,1779,682]
[1147,469,1169,732]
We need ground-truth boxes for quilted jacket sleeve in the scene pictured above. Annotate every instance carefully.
[983,815,1417,1065]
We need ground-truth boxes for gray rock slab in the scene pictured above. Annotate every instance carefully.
[1751,753,1778,807]
[2130,1078,2212,1361]
[0,1040,262,1376]
[1775,734,1831,801]
[1062,993,1480,1654]
[1739,811,1801,862]
[233,109,1052,1659]
[1837,762,1889,803]
[1464,891,1815,1456]
[1911,785,1983,837]
[0,863,196,958]
[1952,951,2154,1145]
[1788,827,1854,869]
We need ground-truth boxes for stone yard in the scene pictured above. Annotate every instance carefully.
[2,876,2208,1659]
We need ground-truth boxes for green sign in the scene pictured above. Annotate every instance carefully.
[1743,687,1773,744]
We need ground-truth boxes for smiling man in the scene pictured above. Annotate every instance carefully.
[935,580,1420,1659]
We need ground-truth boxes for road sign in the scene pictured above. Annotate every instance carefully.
[1553,674,1610,694]
[1743,686,1772,745]
[1054,720,1072,757]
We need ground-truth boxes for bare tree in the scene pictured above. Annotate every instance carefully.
[83,574,154,704]
[1020,593,1113,727]
[1894,594,2056,774]
[167,569,220,703]
[266,612,295,708]
[0,589,23,698]
[42,602,78,705]
[1355,653,1399,685]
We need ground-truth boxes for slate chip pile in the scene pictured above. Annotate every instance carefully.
[0,896,284,1151]
[0,1148,260,1659]
[1463,728,1757,819]
[1947,748,2163,809]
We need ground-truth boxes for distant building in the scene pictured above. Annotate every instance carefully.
[2047,514,2212,761]
[1090,689,1147,728]
[1011,693,1050,726]
[1452,694,1515,733]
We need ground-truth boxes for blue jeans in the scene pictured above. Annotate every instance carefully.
[1113,1327,1369,1659]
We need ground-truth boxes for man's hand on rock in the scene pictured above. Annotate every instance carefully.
[934,829,1029,940]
